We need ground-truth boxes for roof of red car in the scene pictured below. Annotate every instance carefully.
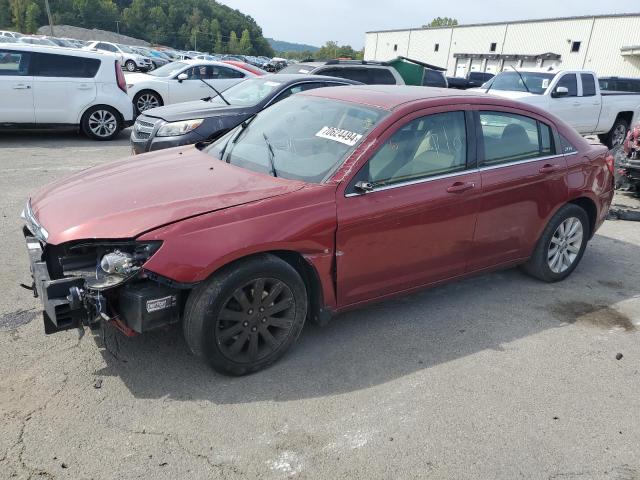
[300,85,487,110]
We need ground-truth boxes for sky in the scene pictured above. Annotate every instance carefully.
[217,0,636,49]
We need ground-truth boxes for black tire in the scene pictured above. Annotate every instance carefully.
[125,60,137,72]
[80,105,123,141]
[183,254,307,376]
[603,117,629,149]
[133,90,163,115]
[522,204,589,282]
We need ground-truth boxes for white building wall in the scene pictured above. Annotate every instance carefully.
[372,30,411,61]
[406,28,452,70]
[503,18,593,70]
[363,14,640,78]
[586,17,640,76]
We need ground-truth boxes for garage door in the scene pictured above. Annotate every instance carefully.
[470,59,482,72]
[521,59,538,69]
[455,59,469,77]
[485,60,501,74]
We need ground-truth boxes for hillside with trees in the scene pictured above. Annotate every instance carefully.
[0,0,274,55]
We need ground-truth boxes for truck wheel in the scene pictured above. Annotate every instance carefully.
[183,254,307,376]
[125,60,137,72]
[81,106,122,141]
[522,204,589,283]
[604,118,629,149]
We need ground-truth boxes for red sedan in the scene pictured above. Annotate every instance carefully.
[23,86,614,375]
[222,60,267,76]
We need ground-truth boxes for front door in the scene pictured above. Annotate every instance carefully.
[0,49,34,123]
[335,109,481,307]
[468,108,568,271]
[169,65,245,104]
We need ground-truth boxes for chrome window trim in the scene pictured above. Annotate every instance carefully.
[344,153,564,198]
[263,80,353,108]
[479,153,564,171]
[345,168,479,197]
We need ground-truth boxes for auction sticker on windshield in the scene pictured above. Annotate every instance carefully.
[315,126,363,146]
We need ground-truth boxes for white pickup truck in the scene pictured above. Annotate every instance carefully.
[473,69,640,148]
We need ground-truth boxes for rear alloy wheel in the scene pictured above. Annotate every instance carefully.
[522,204,589,282]
[81,106,122,141]
[134,91,162,114]
[125,60,137,72]
[183,254,307,375]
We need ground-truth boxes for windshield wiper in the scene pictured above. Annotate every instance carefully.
[510,65,531,93]
[262,133,278,177]
[198,78,231,105]
[219,114,258,162]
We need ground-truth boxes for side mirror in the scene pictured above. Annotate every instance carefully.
[552,86,569,98]
[354,181,375,193]
[177,73,188,83]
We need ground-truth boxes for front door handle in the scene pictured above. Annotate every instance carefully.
[13,84,31,90]
[539,164,561,174]
[446,181,475,193]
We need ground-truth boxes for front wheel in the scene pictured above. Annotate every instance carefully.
[522,204,589,282]
[133,90,162,114]
[183,254,308,376]
[81,106,122,141]
[125,60,137,72]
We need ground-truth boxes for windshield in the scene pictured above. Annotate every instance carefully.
[487,71,556,94]
[205,96,386,183]
[210,78,284,106]
[117,43,136,54]
[149,61,187,77]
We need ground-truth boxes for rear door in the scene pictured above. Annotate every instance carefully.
[578,73,601,133]
[32,52,98,124]
[335,107,481,306]
[468,108,568,271]
[0,49,34,123]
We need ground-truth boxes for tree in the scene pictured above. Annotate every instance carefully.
[424,17,458,27]
[314,41,363,61]
[227,30,239,53]
[24,0,40,33]
[214,31,224,53]
[238,29,252,55]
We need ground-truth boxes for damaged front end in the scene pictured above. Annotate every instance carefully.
[23,203,183,336]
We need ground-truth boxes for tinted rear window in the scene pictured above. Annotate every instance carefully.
[318,67,370,84]
[34,53,100,78]
[423,69,447,87]
[370,68,396,85]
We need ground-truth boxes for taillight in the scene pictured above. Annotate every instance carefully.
[115,61,127,93]
[605,154,615,176]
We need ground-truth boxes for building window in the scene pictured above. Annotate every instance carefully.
[571,41,581,53]
[490,42,497,52]
[434,43,439,52]
[393,44,398,52]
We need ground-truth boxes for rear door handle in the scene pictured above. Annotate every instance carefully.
[446,181,475,193]
[77,84,93,90]
[13,84,31,89]
[539,164,561,174]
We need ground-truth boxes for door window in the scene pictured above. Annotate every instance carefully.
[34,53,100,78]
[581,74,596,96]
[555,74,578,97]
[213,66,245,79]
[370,68,396,85]
[319,67,370,84]
[359,111,468,187]
[479,112,554,166]
[0,50,30,75]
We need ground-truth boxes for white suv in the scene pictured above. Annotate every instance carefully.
[0,44,134,140]
[84,41,152,72]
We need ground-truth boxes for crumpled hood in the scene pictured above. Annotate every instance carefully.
[30,146,304,245]
[144,100,250,123]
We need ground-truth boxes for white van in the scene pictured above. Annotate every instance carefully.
[0,44,134,140]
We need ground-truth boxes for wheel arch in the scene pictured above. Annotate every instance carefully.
[192,249,332,326]
[615,111,633,127]
[568,196,597,238]
[133,88,165,106]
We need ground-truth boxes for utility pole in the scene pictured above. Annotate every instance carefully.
[194,30,198,50]
[115,21,120,35]
[44,0,54,36]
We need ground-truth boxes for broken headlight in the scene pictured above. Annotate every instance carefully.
[63,241,162,291]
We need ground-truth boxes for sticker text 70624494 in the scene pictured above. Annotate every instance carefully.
[315,126,363,146]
